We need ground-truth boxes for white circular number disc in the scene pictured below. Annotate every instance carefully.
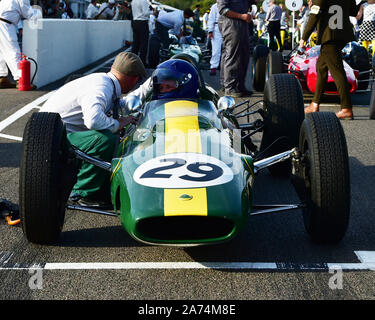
[286,0,303,12]
[133,153,234,189]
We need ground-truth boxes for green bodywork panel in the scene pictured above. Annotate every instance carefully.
[110,98,255,246]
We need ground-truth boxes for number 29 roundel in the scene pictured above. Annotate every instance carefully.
[133,153,234,189]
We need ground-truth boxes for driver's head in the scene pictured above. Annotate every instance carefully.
[151,59,199,100]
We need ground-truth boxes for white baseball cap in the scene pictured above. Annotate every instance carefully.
[109,0,115,4]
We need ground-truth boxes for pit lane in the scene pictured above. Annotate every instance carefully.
[0,51,375,300]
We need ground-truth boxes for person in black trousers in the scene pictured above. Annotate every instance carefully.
[217,0,257,98]
[265,0,283,52]
[131,0,150,66]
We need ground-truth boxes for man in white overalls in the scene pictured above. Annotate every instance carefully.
[207,2,222,76]
[0,0,38,88]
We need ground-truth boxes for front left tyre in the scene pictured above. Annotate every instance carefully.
[20,112,76,244]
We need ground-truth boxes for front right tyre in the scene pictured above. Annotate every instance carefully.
[296,112,351,244]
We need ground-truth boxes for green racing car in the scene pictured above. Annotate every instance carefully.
[19,54,351,246]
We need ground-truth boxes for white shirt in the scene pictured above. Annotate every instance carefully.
[207,3,219,33]
[363,3,375,22]
[131,0,149,21]
[86,3,99,19]
[98,2,115,19]
[40,73,125,133]
[149,13,156,34]
[0,0,35,25]
[157,9,185,36]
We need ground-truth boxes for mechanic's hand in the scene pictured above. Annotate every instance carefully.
[117,116,138,131]
[299,39,305,49]
[242,13,252,23]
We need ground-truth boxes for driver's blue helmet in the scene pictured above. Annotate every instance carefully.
[151,59,200,100]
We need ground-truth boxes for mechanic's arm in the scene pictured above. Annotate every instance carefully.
[301,0,323,47]
[356,4,363,21]
[223,9,252,23]
[265,9,270,23]
[80,94,136,133]
[125,77,153,104]
[20,0,39,20]
[217,0,252,23]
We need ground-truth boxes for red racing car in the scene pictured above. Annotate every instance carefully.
[252,42,372,94]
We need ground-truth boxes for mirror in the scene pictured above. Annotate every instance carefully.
[217,96,236,114]
[122,95,143,115]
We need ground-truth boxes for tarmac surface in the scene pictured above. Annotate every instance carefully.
[0,49,374,302]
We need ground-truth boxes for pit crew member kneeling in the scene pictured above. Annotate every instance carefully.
[40,52,147,207]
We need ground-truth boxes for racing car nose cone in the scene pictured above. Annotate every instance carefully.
[179,194,193,201]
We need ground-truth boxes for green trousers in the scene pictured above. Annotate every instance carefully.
[313,42,352,109]
[67,130,117,200]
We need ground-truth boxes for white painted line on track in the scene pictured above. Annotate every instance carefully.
[0,133,23,141]
[44,262,278,270]
[0,91,54,132]
[1,261,375,272]
[355,251,375,263]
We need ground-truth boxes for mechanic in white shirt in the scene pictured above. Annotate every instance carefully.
[40,52,147,207]
[97,0,116,20]
[86,0,99,19]
[131,0,150,65]
[207,3,222,76]
[0,0,39,88]
[155,8,195,49]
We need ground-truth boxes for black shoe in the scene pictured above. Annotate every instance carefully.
[68,192,82,205]
[68,192,112,209]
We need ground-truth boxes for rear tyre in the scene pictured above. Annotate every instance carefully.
[253,56,267,92]
[347,44,370,90]
[260,74,305,176]
[252,45,269,92]
[20,112,76,244]
[297,112,350,244]
[265,51,283,81]
[370,84,375,119]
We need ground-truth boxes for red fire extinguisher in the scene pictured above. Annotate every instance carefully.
[18,54,37,91]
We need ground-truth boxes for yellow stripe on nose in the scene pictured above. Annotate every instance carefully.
[163,100,207,217]
[164,101,202,154]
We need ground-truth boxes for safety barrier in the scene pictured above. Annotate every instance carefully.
[22,19,133,88]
